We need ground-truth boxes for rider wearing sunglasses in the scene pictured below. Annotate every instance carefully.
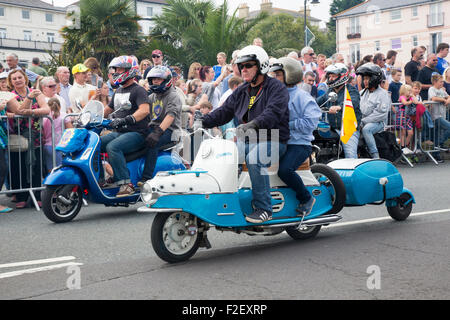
[199,45,290,224]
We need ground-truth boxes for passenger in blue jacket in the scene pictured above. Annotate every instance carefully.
[270,57,322,216]
[201,45,290,224]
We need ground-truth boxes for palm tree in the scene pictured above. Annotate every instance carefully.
[146,0,267,70]
[56,0,141,74]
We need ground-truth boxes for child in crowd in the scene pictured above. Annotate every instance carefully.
[42,98,73,174]
[428,74,450,149]
[176,79,187,96]
[394,85,415,153]
[388,69,402,104]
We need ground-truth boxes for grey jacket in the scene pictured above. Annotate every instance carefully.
[359,87,391,125]
[148,86,182,133]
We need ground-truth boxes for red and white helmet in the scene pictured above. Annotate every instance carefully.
[324,63,349,88]
[108,56,140,86]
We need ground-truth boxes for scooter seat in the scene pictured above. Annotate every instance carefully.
[124,142,177,163]
[241,158,310,172]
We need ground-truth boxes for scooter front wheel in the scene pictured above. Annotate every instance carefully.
[151,211,201,263]
[41,185,83,223]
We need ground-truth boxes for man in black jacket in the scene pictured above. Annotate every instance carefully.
[200,45,290,224]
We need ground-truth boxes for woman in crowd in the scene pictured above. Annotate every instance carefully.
[84,57,103,87]
[39,76,68,113]
[7,69,50,209]
[140,59,152,76]
[187,62,202,84]
[199,65,227,109]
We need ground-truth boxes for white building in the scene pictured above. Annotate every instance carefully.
[0,0,67,67]
[136,0,167,36]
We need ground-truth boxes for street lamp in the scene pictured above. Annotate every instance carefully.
[304,0,320,47]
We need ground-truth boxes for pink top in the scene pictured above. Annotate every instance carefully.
[42,113,71,146]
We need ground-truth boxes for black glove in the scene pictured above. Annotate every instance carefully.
[110,115,136,129]
[236,120,258,136]
[146,126,164,148]
[193,110,204,122]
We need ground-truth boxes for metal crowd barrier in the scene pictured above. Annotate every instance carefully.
[387,101,449,166]
[0,115,59,211]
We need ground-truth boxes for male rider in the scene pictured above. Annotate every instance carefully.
[199,45,290,224]
[101,56,150,197]
[270,57,322,216]
[316,63,362,159]
[137,66,182,186]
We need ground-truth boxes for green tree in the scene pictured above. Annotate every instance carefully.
[54,0,141,75]
[247,13,335,57]
[143,0,266,71]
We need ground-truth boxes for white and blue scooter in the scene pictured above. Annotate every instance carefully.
[139,129,415,263]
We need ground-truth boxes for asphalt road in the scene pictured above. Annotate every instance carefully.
[0,161,449,301]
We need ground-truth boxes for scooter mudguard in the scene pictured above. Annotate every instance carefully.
[43,166,85,188]
[386,187,416,207]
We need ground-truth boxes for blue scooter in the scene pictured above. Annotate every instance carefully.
[139,128,415,263]
[41,100,186,223]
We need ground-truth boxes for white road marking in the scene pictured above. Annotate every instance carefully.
[0,262,83,279]
[0,256,76,269]
[325,208,450,229]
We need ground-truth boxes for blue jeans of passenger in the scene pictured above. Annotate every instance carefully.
[243,141,287,213]
[434,117,450,146]
[141,127,173,180]
[278,144,312,204]
[335,129,360,159]
[362,122,384,156]
[100,131,145,185]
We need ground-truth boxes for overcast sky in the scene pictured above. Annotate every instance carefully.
[44,0,332,23]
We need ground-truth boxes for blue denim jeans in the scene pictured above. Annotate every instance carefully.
[434,117,450,146]
[335,129,360,159]
[278,144,312,204]
[101,131,145,185]
[242,141,287,213]
[362,122,384,156]
[141,127,173,180]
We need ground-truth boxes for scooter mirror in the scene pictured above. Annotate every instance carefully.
[328,92,338,103]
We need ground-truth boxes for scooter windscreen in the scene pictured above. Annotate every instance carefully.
[80,100,104,126]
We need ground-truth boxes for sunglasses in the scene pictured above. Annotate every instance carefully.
[47,84,57,89]
[239,62,257,70]
[152,55,161,58]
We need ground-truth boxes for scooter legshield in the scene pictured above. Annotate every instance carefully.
[43,166,85,188]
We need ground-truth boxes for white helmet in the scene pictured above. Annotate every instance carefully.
[236,45,270,75]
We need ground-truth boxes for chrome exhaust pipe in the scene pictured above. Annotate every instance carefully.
[302,214,342,226]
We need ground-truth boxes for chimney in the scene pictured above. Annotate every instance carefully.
[260,0,273,13]
[238,3,250,19]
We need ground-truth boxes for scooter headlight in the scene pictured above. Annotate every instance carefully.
[141,182,160,206]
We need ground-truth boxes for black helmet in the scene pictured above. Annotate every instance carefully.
[356,62,383,89]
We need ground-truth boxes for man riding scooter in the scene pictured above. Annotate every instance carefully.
[316,63,362,158]
[137,66,182,187]
[270,57,322,216]
[199,45,290,224]
[101,56,150,197]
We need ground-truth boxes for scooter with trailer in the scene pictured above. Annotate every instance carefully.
[139,128,415,263]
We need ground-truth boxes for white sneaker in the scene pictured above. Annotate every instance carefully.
[402,147,413,155]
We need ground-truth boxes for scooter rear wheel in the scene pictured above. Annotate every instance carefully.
[151,211,201,263]
[42,185,83,223]
[387,192,413,221]
[311,164,346,215]
[286,225,321,240]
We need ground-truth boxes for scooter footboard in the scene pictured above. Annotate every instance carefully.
[43,166,86,188]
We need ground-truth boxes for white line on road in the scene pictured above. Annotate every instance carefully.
[0,256,76,269]
[0,262,83,280]
[325,208,450,229]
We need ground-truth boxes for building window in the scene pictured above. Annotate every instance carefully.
[390,9,401,21]
[349,16,360,34]
[374,11,380,24]
[375,40,380,52]
[412,35,418,47]
[47,32,55,43]
[23,30,32,41]
[350,44,360,64]
[0,7,4,17]
[0,28,6,39]
[22,10,30,20]
[429,3,443,26]
[147,7,153,17]
[412,7,418,17]
[45,13,53,23]
[430,33,442,53]
[391,38,402,50]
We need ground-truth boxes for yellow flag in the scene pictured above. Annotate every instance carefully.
[340,86,357,144]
